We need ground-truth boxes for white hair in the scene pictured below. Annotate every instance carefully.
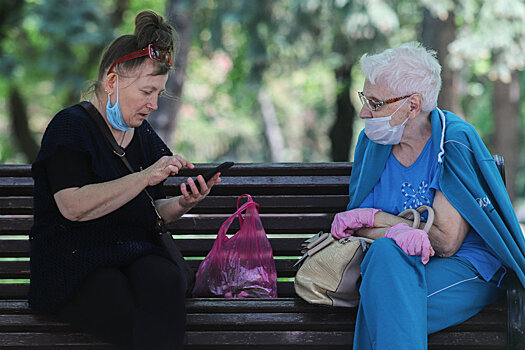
[360,42,442,112]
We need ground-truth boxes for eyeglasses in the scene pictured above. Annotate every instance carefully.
[358,91,412,111]
[107,44,172,75]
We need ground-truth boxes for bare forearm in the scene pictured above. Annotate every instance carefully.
[354,211,412,239]
[374,211,452,255]
[360,210,467,257]
[54,171,149,221]
[354,227,388,239]
[155,197,193,224]
[372,211,413,228]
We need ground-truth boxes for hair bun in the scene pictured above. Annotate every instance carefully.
[134,10,175,53]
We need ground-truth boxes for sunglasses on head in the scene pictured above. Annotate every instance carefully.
[107,44,172,75]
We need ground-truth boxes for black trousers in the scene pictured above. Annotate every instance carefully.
[58,254,187,350]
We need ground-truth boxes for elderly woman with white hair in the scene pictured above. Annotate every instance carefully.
[330,42,525,349]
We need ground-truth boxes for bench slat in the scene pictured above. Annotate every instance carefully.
[0,163,352,177]
[0,178,34,196]
[0,282,296,299]
[166,175,349,186]
[0,285,29,300]
[0,197,33,215]
[0,166,31,177]
[0,216,334,235]
[168,216,333,233]
[0,331,507,348]
[186,331,507,347]
[0,258,299,275]
[0,238,307,257]
[0,332,112,348]
[0,261,31,279]
[0,310,505,332]
[0,313,354,331]
[0,241,28,257]
[0,259,299,279]
[0,195,347,215]
[0,174,349,188]
[0,195,343,210]
[188,195,348,214]
[0,298,506,314]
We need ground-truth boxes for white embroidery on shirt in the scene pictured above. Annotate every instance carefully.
[402,181,431,209]
[476,196,491,208]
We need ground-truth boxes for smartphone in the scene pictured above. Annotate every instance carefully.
[185,161,234,191]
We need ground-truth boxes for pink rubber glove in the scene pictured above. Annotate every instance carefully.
[331,208,382,239]
[384,223,435,264]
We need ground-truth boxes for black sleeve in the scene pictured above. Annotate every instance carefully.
[152,183,167,200]
[45,146,96,194]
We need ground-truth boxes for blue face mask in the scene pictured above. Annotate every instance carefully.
[106,75,132,131]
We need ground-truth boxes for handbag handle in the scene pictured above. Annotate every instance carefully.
[218,199,259,239]
[416,205,435,233]
[397,208,421,229]
[397,206,434,233]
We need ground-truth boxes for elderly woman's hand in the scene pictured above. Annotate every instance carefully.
[178,172,222,209]
[143,155,194,187]
[384,223,435,264]
[331,208,382,239]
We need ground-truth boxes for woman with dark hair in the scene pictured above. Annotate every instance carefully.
[29,10,214,349]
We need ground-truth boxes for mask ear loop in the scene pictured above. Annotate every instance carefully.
[107,75,119,107]
[369,97,409,122]
[389,97,409,125]
[391,97,409,118]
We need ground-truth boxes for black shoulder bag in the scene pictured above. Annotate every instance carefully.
[79,101,195,296]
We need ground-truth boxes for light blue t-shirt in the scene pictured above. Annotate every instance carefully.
[359,139,502,282]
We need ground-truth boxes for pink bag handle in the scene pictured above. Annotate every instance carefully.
[236,194,253,210]
[218,195,260,239]
[236,194,259,225]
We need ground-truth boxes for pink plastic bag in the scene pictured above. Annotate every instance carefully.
[193,194,278,298]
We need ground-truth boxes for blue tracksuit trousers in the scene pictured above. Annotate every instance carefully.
[353,238,505,350]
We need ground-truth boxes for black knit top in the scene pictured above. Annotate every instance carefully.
[29,103,172,314]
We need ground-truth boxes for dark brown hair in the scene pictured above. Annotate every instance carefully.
[85,10,177,98]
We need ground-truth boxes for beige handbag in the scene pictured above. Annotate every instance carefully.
[294,206,434,307]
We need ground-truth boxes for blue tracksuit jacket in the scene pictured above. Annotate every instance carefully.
[347,108,525,288]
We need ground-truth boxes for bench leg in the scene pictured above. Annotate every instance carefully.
[507,279,525,350]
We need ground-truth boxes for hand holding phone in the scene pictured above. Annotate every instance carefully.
[185,161,234,191]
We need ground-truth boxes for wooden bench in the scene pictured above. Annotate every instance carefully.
[0,162,523,349]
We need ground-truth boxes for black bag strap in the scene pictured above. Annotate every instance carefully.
[78,101,165,230]
[79,101,126,158]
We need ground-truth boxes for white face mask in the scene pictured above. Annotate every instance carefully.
[364,98,409,145]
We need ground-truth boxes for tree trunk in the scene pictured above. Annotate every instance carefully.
[493,71,521,202]
[421,7,463,118]
[0,0,25,51]
[258,89,285,162]
[8,86,39,162]
[329,64,354,162]
[147,1,195,144]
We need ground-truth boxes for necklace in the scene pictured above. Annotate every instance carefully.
[119,131,127,147]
